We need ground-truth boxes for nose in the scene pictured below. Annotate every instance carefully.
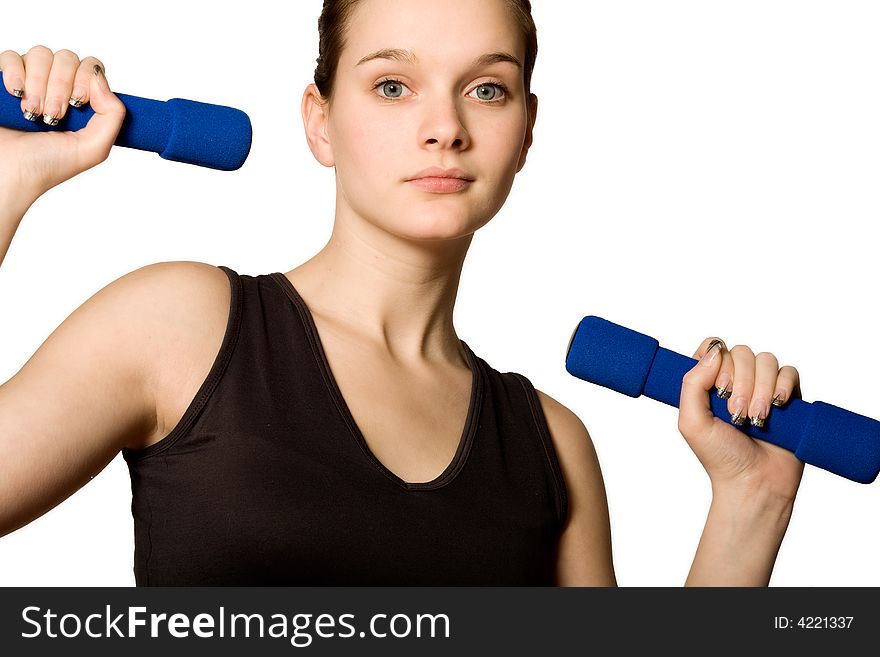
[418,97,470,151]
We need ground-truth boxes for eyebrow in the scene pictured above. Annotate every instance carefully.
[357,48,418,66]
[356,48,522,70]
[473,52,522,69]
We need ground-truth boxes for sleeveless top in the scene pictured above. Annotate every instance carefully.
[122,266,569,585]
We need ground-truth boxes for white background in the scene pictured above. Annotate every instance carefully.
[0,1,877,587]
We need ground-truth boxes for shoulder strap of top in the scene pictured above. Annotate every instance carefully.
[510,372,570,528]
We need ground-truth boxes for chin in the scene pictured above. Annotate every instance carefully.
[390,208,490,242]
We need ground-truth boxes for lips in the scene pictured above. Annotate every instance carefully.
[405,167,475,193]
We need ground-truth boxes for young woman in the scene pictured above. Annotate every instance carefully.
[0,0,806,585]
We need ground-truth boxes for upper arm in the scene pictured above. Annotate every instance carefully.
[0,260,224,537]
[536,389,616,586]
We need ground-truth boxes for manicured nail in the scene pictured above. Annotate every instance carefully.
[12,88,24,98]
[730,398,747,426]
[701,339,723,366]
[772,393,785,407]
[69,85,87,107]
[92,65,111,93]
[11,77,25,97]
[42,100,62,126]
[750,400,769,428]
[715,373,732,399]
[23,104,40,121]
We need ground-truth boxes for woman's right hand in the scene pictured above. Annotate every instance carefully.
[0,46,126,208]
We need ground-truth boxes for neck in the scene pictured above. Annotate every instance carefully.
[285,209,473,364]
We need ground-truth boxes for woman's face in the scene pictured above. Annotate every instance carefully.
[315,0,536,243]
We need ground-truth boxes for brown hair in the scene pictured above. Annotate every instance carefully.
[313,0,538,98]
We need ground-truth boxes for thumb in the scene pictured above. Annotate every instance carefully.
[678,338,724,438]
[75,65,126,168]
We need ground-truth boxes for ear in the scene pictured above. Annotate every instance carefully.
[516,93,538,172]
[302,83,335,167]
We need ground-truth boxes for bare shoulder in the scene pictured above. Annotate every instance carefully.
[119,259,230,305]
[102,260,231,371]
[76,259,229,327]
[535,390,591,446]
[534,390,599,488]
[118,261,233,450]
[9,258,229,401]
[0,260,230,535]
[124,260,231,343]
[535,389,617,586]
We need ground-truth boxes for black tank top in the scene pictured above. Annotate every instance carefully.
[122,266,568,585]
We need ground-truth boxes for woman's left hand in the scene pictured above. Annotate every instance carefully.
[678,338,805,501]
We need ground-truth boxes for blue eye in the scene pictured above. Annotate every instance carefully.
[376,80,409,98]
[469,83,506,101]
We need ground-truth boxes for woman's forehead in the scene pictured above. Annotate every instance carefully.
[340,0,525,66]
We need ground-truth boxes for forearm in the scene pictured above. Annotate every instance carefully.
[685,486,796,586]
[0,187,33,268]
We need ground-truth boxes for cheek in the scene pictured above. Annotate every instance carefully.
[476,113,527,182]
[333,106,400,171]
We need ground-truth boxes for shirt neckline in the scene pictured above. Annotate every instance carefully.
[269,272,482,491]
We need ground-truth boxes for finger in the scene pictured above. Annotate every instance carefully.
[0,50,26,98]
[678,339,724,439]
[714,346,734,402]
[42,49,80,126]
[21,45,55,120]
[691,336,734,402]
[727,344,756,426]
[73,65,126,169]
[772,365,801,407]
[70,56,105,109]
[748,351,779,428]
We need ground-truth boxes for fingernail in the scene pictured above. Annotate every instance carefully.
[749,400,769,428]
[22,95,41,121]
[69,85,87,107]
[11,77,25,97]
[715,373,732,399]
[731,412,747,426]
[772,393,785,407]
[701,339,723,367]
[12,88,24,98]
[730,398,747,426]
[42,100,62,126]
[92,65,110,93]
